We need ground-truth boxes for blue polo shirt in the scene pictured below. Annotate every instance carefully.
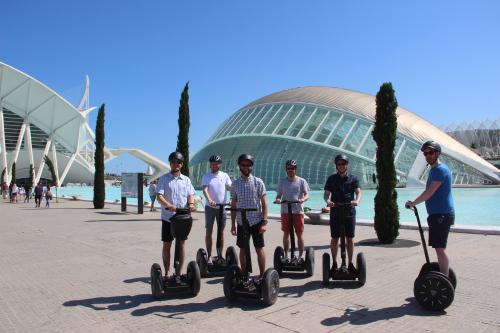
[425,163,455,215]
[157,172,195,222]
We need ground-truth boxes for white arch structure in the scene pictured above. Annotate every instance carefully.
[0,62,168,186]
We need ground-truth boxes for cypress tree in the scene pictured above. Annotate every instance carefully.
[27,164,34,195]
[373,82,400,244]
[176,82,190,176]
[10,162,16,185]
[93,104,105,209]
[44,155,59,202]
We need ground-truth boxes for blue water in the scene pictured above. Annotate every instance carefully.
[55,186,499,226]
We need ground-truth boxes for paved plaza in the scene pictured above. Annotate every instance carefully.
[1,199,499,333]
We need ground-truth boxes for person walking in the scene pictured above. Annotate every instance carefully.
[201,155,232,264]
[148,180,157,212]
[156,152,196,283]
[406,140,455,277]
[34,182,43,207]
[323,154,362,272]
[274,160,310,262]
[230,154,269,278]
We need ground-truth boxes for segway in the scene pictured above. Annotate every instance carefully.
[223,207,280,306]
[322,202,366,286]
[274,200,314,276]
[409,206,456,311]
[197,203,239,277]
[150,208,201,299]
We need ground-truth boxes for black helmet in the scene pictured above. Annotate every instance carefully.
[285,160,297,168]
[334,154,349,165]
[421,140,441,154]
[237,154,254,166]
[209,155,222,163]
[168,151,184,163]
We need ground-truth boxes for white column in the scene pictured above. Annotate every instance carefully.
[0,99,9,183]
[25,124,35,168]
[35,137,52,184]
[51,143,59,187]
[59,152,77,185]
[12,122,27,165]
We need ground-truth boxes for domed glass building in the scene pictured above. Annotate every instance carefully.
[190,87,500,189]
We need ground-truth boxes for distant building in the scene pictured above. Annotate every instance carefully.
[190,87,500,189]
[0,62,169,186]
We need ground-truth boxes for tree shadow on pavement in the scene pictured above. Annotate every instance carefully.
[321,297,446,327]
[278,280,323,298]
[63,294,154,311]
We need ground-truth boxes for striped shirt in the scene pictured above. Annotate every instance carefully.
[231,175,266,226]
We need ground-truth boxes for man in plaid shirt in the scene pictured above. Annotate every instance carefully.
[230,154,269,277]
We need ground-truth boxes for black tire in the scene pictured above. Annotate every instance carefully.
[305,247,314,277]
[419,262,457,290]
[225,246,239,268]
[414,272,454,311]
[322,253,330,286]
[187,261,201,296]
[262,268,280,306]
[356,252,366,286]
[150,263,163,299]
[273,246,284,275]
[196,248,208,278]
[223,265,242,302]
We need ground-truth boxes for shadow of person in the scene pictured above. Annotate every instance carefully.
[131,296,228,318]
[123,277,151,284]
[321,297,446,327]
[278,280,323,298]
[63,294,154,311]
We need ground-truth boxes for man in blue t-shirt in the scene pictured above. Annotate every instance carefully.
[406,140,455,277]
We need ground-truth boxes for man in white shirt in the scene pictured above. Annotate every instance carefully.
[201,155,232,264]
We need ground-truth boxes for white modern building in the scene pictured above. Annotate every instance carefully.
[0,62,169,186]
[190,87,500,189]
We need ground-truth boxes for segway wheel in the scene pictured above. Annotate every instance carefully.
[150,263,163,299]
[414,272,454,311]
[187,261,201,296]
[223,265,242,301]
[419,262,457,290]
[196,248,208,277]
[262,268,280,306]
[225,246,239,267]
[305,247,314,277]
[273,246,284,275]
[356,252,366,286]
[322,253,330,286]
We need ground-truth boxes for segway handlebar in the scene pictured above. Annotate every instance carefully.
[405,205,430,263]
[225,207,258,212]
[275,200,301,204]
[332,201,352,208]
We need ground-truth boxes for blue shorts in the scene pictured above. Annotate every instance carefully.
[330,208,356,238]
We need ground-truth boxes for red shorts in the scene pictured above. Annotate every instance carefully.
[281,213,304,234]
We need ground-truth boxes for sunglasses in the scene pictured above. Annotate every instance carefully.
[286,167,296,171]
[240,164,252,167]
[171,160,183,164]
[423,151,436,156]
[336,163,347,166]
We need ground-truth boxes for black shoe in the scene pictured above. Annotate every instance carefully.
[348,263,356,273]
[331,261,338,272]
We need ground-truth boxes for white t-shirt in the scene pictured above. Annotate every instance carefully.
[201,171,232,205]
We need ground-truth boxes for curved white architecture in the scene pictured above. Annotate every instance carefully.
[191,87,500,189]
[0,62,168,186]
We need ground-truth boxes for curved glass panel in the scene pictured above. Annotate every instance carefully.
[312,111,341,143]
[328,116,355,147]
[275,104,303,135]
[300,108,327,140]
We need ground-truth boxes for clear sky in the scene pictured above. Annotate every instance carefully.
[2,1,499,173]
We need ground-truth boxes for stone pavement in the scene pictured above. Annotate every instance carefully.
[1,199,499,333]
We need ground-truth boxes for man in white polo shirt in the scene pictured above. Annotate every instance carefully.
[202,155,232,264]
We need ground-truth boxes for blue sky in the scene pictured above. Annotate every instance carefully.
[2,1,499,173]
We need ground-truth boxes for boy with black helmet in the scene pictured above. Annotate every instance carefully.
[323,154,362,272]
[201,154,232,264]
[230,154,269,277]
[274,160,310,262]
[156,151,196,282]
[406,140,455,277]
